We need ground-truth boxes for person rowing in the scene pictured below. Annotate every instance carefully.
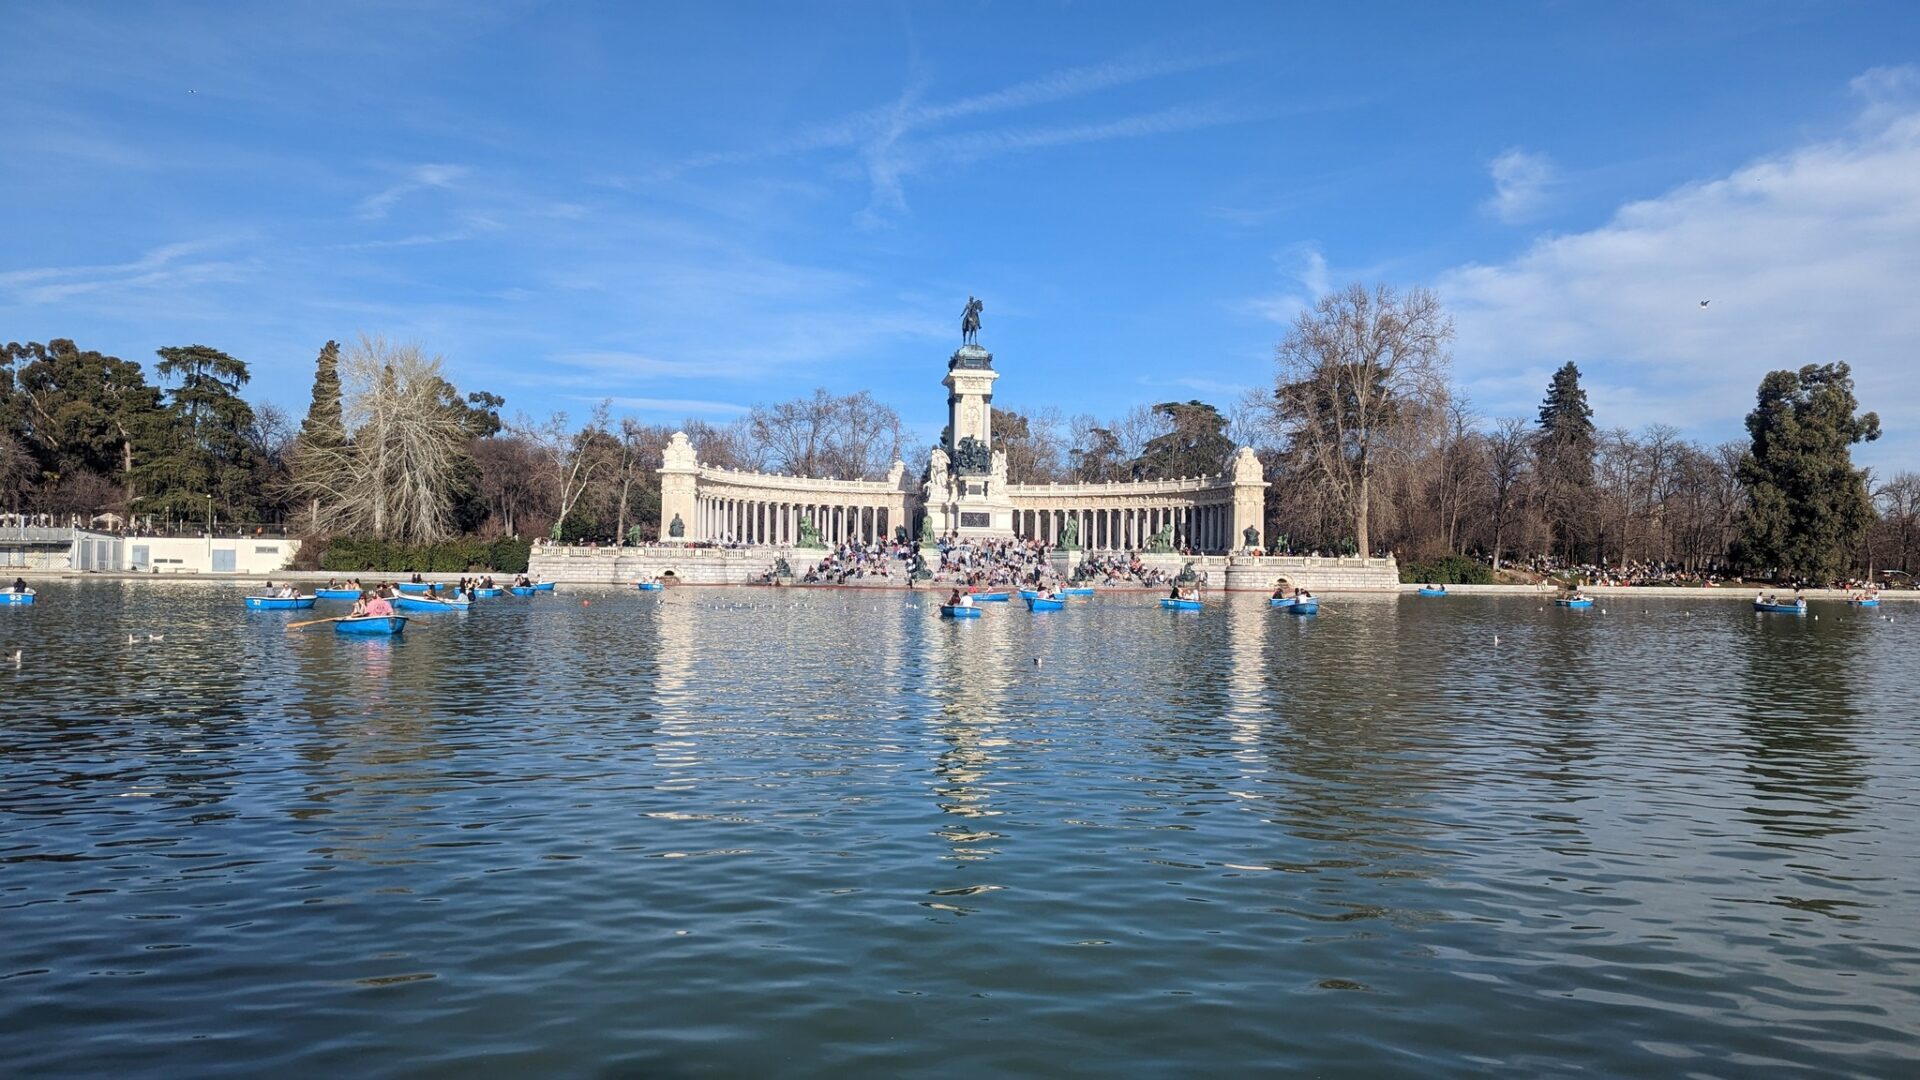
[352,590,394,617]
[10,577,27,594]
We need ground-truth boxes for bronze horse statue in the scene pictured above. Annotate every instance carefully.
[961,296,983,346]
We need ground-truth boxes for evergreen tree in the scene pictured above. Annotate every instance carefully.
[1732,362,1880,581]
[298,340,345,447]
[1,339,164,505]
[290,341,350,530]
[1132,400,1235,479]
[139,345,261,520]
[1534,361,1596,560]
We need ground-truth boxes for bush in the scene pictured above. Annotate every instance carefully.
[314,535,532,574]
[1400,554,1494,585]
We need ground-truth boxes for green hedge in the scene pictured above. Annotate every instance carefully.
[1400,554,1494,585]
[316,536,532,574]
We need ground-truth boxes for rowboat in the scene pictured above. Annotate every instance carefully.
[246,595,317,610]
[973,592,1011,602]
[2,590,34,606]
[636,582,664,591]
[1017,589,1042,600]
[1025,595,1066,611]
[1555,597,1594,608]
[1269,596,1297,609]
[1848,597,1881,607]
[1417,587,1448,597]
[1754,600,1807,615]
[315,588,362,600]
[531,582,555,592]
[392,594,470,613]
[509,586,537,597]
[471,587,502,598]
[1063,587,1095,597]
[1289,597,1319,615]
[334,615,407,636]
[939,604,982,619]
[1160,597,1204,611]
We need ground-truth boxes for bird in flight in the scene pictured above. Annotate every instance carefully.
[1699,300,1710,307]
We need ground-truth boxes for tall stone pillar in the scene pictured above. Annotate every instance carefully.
[658,432,699,543]
[1229,447,1269,553]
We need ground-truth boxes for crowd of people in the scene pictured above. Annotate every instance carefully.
[799,538,917,584]
[1072,551,1182,588]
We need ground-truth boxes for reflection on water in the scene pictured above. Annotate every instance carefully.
[2,582,1918,1076]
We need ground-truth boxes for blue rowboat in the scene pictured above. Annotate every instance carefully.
[2,590,34,606]
[1017,589,1042,600]
[394,582,434,594]
[1160,597,1204,611]
[1269,596,1297,609]
[509,586,537,597]
[636,581,664,591]
[939,604,981,619]
[334,615,406,636]
[246,595,316,610]
[1025,596,1066,611]
[1417,587,1448,597]
[392,595,470,613]
[1555,597,1594,608]
[532,582,555,592]
[315,588,361,600]
[1848,597,1881,607]
[1289,597,1319,615]
[470,587,502,598]
[973,592,1011,602]
[1754,600,1807,615]
[1063,587,1095,597]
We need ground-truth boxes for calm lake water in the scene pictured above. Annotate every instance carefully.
[2,581,1917,1077]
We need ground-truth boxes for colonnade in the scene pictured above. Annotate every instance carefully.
[1009,503,1235,553]
[695,495,894,547]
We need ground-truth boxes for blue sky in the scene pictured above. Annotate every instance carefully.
[5,1,1920,469]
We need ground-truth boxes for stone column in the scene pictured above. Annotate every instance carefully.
[657,432,700,543]
[1229,448,1268,553]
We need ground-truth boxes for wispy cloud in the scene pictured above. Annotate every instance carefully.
[651,50,1251,224]
[1240,243,1330,324]
[358,163,467,219]
[0,238,252,304]
[1483,147,1558,224]
[1440,67,1920,465]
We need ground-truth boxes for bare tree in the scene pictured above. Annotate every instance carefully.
[519,402,613,540]
[326,335,476,543]
[745,389,904,479]
[1272,283,1453,558]
[1484,417,1531,569]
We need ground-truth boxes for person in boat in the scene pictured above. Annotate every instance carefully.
[1168,584,1182,600]
[947,588,964,607]
[410,573,424,584]
[10,577,26,593]
[1298,588,1313,599]
[362,591,394,617]
[1271,585,1289,600]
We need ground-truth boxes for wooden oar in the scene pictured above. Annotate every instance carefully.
[287,615,351,630]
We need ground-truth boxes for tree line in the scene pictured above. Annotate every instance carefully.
[6,306,1909,582]
[1251,282,1901,583]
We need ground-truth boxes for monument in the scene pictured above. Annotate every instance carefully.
[925,296,1017,540]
